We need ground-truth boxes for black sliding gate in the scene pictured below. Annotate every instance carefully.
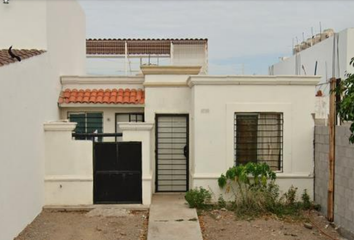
[156,114,189,192]
[93,141,142,204]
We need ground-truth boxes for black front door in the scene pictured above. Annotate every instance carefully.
[156,114,189,192]
[94,142,142,204]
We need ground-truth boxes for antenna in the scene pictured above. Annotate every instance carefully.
[302,32,305,42]
[319,22,322,33]
[311,27,314,38]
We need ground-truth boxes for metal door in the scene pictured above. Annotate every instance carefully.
[156,114,189,192]
[94,142,142,204]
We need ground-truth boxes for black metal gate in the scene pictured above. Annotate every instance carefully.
[156,114,189,192]
[93,141,142,204]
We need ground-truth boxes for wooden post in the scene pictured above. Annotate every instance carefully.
[327,77,336,221]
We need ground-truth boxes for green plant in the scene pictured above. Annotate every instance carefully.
[334,57,354,143]
[301,189,311,210]
[284,185,298,206]
[218,163,279,218]
[185,187,211,209]
[217,194,226,209]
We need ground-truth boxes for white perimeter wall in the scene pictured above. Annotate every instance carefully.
[270,28,354,89]
[189,76,319,200]
[0,1,85,239]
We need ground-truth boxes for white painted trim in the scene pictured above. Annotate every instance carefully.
[188,75,321,86]
[60,76,144,85]
[45,175,93,182]
[192,173,313,179]
[59,103,145,108]
[143,82,188,87]
[119,122,154,131]
[142,175,153,181]
[43,121,76,131]
[141,65,202,75]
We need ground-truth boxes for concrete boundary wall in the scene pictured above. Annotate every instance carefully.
[315,125,354,239]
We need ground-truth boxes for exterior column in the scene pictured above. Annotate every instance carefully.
[43,121,93,205]
[119,123,154,205]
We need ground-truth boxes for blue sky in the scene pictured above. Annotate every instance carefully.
[79,0,354,75]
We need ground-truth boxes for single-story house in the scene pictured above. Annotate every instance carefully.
[44,65,320,205]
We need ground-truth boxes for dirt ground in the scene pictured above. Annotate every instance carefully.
[199,209,344,240]
[15,208,148,240]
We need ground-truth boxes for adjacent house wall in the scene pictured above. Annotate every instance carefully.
[0,0,47,49]
[0,54,57,240]
[0,1,85,239]
[314,125,354,239]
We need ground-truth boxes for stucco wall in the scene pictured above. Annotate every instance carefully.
[190,76,318,199]
[314,125,354,239]
[0,0,47,49]
[0,1,85,239]
[0,54,59,240]
[44,122,93,205]
[144,74,192,192]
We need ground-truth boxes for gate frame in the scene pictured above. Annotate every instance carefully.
[155,114,189,192]
[72,132,143,204]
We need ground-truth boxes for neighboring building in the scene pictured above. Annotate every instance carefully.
[86,38,208,75]
[269,28,354,92]
[0,0,85,239]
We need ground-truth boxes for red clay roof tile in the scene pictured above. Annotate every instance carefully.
[0,49,45,67]
[59,88,145,105]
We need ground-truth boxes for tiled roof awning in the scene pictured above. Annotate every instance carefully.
[86,38,208,55]
[0,49,45,67]
[58,88,145,105]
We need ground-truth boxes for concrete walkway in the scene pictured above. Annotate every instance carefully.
[147,194,203,240]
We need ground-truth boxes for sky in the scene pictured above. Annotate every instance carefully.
[79,0,354,75]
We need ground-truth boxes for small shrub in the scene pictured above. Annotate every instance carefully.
[217,194,226,209]
[284,185,298,206]
[185,187,211,209]
[301,189,311,210]
[217,163,316,219]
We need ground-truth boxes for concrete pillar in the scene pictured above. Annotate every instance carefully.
[43,121,93,205]
[119,122,154,205]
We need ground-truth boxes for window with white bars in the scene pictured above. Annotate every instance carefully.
[234,113,283,171]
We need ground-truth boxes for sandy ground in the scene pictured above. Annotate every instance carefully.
[199,209,344,240]
[15,208,148,240]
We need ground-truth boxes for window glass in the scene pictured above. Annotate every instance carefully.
[235,113,283,171]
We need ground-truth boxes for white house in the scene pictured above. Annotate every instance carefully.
[45,66,319,206]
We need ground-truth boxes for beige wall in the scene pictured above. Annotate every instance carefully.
[44,122,93,205]
[189,76,319,199]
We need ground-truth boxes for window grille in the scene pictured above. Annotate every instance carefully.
[69,112,103,141]
[234,113,283,171]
